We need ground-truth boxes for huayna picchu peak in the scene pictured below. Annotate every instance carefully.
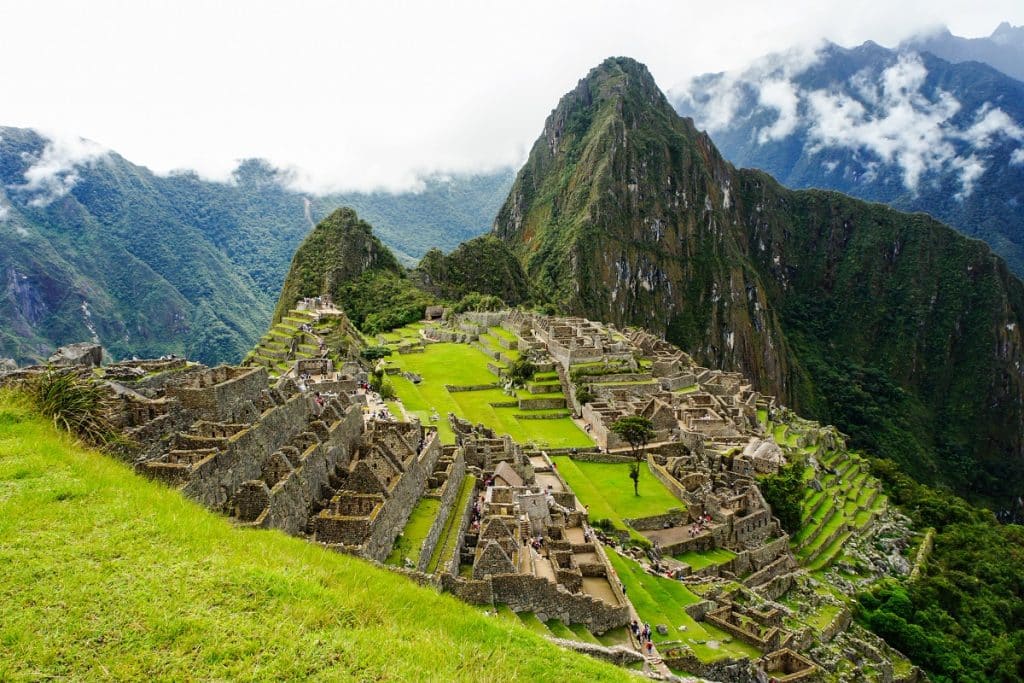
[5,19,1024,682]
[494,55,1024,507]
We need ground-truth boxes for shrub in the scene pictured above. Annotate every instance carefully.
[759,462,804,533]
[24,368,117,446]
[378,380,397,400]
[507,358,537,386]
[575,385,596,405]
[361,346,392,362]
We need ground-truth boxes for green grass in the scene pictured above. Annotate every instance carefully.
[606,549,760,662]
[545,619,577,639]
[383,333,591,449]
[490,326,517,343]
[552,457,683,540]
[428,475,477,574]
[0,393,627,681]
[674,548,736,570]
[385,497,442,566]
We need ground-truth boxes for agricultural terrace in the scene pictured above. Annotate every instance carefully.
[379,326,592,450]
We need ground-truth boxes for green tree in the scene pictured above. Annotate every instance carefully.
[507,358,537,387]
[759,462,804,534]
[610,416,655,496]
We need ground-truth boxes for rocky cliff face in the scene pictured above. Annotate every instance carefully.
[494,57,1024,501]
[411,235,532,305]
[495,57,797,399]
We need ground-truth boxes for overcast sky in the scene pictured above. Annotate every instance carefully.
[2,0,1022,193]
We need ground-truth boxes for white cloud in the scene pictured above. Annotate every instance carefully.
[0,203,8,222]
[952,154,986,200]
[757,79,802,142]
[0,1,1023,192]
[1013,149,1024,165]
[961,104,1024,148]
[11,133,108,207]
[805,54,964,192]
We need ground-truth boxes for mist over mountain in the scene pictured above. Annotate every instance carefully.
[0,127,507,365]
[671,38,1024,276]
[902,21,1024,81]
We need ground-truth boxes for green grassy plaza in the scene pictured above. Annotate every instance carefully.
[674,548,737,570]
[552,457,684,540]
[380,331,592,449]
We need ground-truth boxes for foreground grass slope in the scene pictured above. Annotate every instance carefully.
[0,392,625,681]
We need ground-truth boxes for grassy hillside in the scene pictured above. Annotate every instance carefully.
[0,391,625,681]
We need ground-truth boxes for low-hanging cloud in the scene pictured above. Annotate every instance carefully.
[11,133,109,207]
[682,49,1024,198]
[805,54,964,192]
[757,79,801,142]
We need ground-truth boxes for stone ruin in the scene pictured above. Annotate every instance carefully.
[441,418,631,635]
[2,314,918,681]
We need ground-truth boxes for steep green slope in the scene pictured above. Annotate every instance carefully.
[493,57,1024,503]
[412,235,533,305]
[0,391,625,681]
[0,128,268,366]
[272,207,436,335]
[272,210,538,338]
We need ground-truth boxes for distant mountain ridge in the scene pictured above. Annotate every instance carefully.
[671,39,1024,277]
[493,56,1024,504]
[902,22,1024,81]
[0,127,508,365]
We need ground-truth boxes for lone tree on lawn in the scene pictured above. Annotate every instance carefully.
[610,415,655,496]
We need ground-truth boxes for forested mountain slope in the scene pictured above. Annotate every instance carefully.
[493,57,1024,504]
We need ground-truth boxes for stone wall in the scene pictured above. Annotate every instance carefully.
[488,573,630,634]
[518,397,566,410]
[545,638,643,667]
[646,455,691,507]
[361,429,444,562]
[625,510,688,531]
[417,453,467,571]
[166,366,267,423]
[443,474,479,575]
[178,393,311,510]
[258,405,364,534]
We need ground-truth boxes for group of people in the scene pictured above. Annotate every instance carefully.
[468,498,483,533]
[630,620,655,655]
[688,511,714,537]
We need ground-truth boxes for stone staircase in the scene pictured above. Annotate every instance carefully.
[246,309,321,378]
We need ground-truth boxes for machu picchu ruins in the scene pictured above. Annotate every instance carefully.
[1,304,921,681]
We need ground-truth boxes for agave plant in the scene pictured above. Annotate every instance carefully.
[25,367,117,446]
